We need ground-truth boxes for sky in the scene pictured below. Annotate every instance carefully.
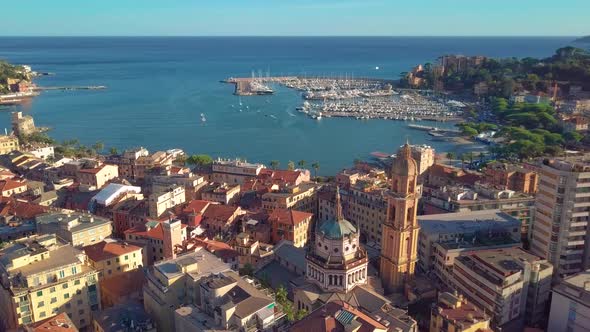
[1,0,588,37]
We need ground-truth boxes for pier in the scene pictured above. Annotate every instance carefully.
[33,86,107,91]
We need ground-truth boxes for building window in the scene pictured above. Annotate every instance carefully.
[64,293,70,299]
[50,297,57,304]
[78,309,84,315]
[74,279,80,285]
[124,255,129,260]
[107,260,111,266]
[63,283,68,289]
[39,311,46,318]
[71,266,77,275]
[36,291,43,297]
[50,287,56,293]
[37,301,44,308]
[59,270,65,278]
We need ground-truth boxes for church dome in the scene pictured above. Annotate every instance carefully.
[318,217,357,240]
[392,143,418,176]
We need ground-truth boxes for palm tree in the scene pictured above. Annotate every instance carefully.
[270,160,280,170]
[109,147,118,155]
[478,152,485,163]
[460,154,466,170]
[287,160,295,171]
[466,151,475,166]
[445,152,455,166]
[92,141,104,154]
[297,160,306,169]
[311,162,320,180]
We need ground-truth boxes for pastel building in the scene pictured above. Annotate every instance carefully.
[143,248,232,331]
[36,211,112,247]
[83,239,143,280]
[548,270,590,332]
[0,235,100,330]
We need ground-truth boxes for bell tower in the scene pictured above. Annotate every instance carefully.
[380,143,420,293]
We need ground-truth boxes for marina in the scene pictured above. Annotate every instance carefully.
[225,76,465,122]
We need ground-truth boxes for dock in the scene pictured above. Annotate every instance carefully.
[32,86,107,91]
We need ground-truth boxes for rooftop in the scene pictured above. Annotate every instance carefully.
[553,270,590,305]
[153,247,231,281]
[91,183,141,206]
[94,302,154,332]
[83,239,142,262]
[418,210,521,235]
[36,211,112,233]
[24,312,78,332]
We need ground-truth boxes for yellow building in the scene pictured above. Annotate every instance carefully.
[380,143,420,293]
[0,135,19,155]
[261,182,320,213]
[430,292,491,332]
[0,234,100,331]
[83,239,143,280]
[36,211,112,247]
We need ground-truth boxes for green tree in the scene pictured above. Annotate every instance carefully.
[270,160,280,170]
[287,160,295,171]
[175,154,188,165]
[311,162,320,179]
[187,154,213,167]
[445,152,455,166]
[92,141,104,153]
[297,160,306,169]
[295,308,308,320]
[564,131,583,143]
[109,147,118,155]
[239,263,255,276]
[276,285,288,305]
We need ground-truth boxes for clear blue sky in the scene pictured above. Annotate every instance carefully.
[1,0,588,36]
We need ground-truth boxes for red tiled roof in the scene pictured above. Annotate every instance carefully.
[83,241,142,262]
[27,312,78,332]
[0,197,49,219]
[78,165,104,174]
[126,223,165,240]
[258,169,303,185]
[0,179,27,192]
[182,200,211,214]
[269,208,313,226]
[203,204,239,221]
[291,301,386,332]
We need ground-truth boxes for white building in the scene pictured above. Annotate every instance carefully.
[548,270,590,332]
[211,158,264,184]
[417,210,521,272]
[148,185,186,218]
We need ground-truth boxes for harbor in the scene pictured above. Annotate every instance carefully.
[224,75,465,122]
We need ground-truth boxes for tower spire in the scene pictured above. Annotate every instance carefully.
[335,186,343,221]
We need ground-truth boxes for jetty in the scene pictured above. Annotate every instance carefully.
[32,86,107,91]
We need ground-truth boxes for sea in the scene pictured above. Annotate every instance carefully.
[0,37,579,174]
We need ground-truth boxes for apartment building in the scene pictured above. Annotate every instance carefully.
[175,271,275,331]
[430,292,491,332]
[211,158,264,184]
[77,164,119,191]
[142,248,232,331]
[0,235,100,330]
[417,210,521,273]
[200,182,240,205]
[36,211,112,247]
[148,185,186,218]
[261,182,320,213]
[83,239,143,280]
[0,135,19,155]
[269,208,313,247]
[450,247,553,329]
[531,158,590,280]
[548,270,590,332]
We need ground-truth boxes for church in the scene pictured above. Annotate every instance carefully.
[293,143,420,316]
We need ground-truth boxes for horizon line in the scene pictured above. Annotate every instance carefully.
[0,35,582,38]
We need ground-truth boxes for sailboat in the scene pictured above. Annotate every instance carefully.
[239,97,243,107]
[200,113,206,122]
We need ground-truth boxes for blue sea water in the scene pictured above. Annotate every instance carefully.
[0,37,577,174]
